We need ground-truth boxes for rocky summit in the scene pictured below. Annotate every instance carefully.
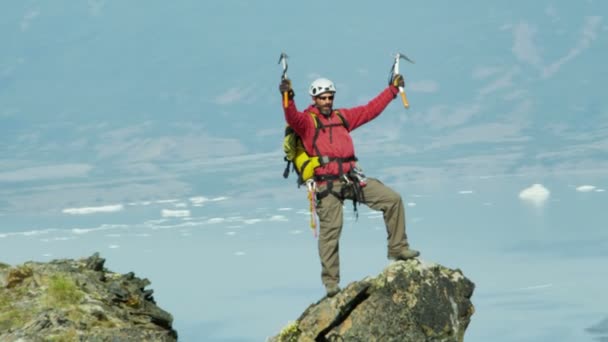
[271,259,475,342]
[0,253,177,341]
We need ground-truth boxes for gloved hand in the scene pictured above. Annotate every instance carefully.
[390,74,405,88]
[279,79,295,99]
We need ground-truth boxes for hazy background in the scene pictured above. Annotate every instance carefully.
[1,1,607,341]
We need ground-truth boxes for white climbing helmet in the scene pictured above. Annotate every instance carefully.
[309,78,336,96]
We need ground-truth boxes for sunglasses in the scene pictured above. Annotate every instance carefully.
[317,95,334,101]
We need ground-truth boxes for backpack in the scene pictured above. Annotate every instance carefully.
[282,111,349,186]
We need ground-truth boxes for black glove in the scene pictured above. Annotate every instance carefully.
[390,74,405,88]
[279,79,295,99]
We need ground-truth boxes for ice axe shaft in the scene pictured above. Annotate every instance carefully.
[400,91,409,108]
[278,52,289,108]
[392,52,415,109]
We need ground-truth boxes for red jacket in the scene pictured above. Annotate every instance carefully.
[284,85,399,178]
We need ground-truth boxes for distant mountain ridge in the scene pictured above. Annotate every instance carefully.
[0,253,177,341]
[270,259,475,342]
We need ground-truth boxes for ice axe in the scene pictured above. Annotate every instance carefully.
[390,52,415,109]
[278,52,289,108]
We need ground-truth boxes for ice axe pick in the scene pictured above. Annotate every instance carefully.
[278,52,289,108]
[392,52,415,109]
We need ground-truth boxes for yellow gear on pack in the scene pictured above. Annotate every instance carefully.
[282,111,348,186]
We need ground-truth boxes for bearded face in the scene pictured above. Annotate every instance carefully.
[313,93,335,116]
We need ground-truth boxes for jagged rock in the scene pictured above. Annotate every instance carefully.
[271,259,475,342]
[0,253,177,341]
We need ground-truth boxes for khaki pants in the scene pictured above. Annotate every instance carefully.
[315,178,410,287]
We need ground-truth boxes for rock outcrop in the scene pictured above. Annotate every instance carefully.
[0,253,177,341]
[271,259,475,342]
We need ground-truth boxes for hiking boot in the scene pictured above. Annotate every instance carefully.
[325,284,341,297]
[388,248,420,261]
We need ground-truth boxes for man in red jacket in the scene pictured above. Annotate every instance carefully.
[280,75,420,297]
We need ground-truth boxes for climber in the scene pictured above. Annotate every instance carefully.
[279,75,420,297]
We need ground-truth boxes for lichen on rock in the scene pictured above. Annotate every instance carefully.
[270,259,475,342]
[0,253,177,342]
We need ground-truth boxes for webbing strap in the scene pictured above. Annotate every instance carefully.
[282,159,291,179]
[316,181,343,201]
[315,175,366,221]
[318,155,357,166]
[310,110,350,163]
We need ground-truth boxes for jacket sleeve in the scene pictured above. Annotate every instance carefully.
[283,99,311,136]
[340,85,399,131]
